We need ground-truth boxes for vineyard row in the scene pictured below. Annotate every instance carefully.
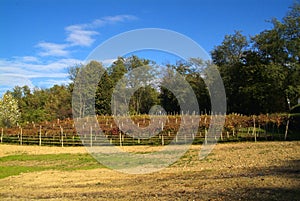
[0,114,290,146]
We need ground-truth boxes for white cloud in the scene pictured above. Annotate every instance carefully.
[0,14,137,96]
[0,58,82,73]
[101,15,137,24]
[12,56,39,62]
[35,14,137,57]
[101,58,118,66]
[0,74,34,96]
[36,79,71,87]
[0,57,83,96]
[65,25,98,46]
[36,42,69,57]
[65,15,137,47]
[0,74,34,88]
[22,56,39,62]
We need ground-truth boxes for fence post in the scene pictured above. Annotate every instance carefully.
[284,114,290,140]
[253,116,256,142]
[20,127,22,145]
[39,125,42,146]
[90,126,93,147]
[161,134,164,146]
[60,126,64,147]
[1,128,3,143]
[119,132,122,147]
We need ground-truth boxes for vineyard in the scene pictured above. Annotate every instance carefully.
[0,113,294,147]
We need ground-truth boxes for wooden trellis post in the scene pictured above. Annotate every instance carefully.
[39,125,42,146]
[253,116,256,142]
[119,132,122,147]
[60,126,64,147]
[90,126,93,147]
[1,128,3,143]
[284,114,290,140]
[20,127,22,145]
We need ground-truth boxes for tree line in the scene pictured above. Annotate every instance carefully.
[212,3,300,114]
[1,3,299,127]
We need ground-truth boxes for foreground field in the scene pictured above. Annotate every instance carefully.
[0,141,299,200]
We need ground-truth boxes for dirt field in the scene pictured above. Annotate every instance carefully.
[0,141,299,200]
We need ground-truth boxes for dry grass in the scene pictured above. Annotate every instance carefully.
[0,141,299,200]
[0,144,88,157]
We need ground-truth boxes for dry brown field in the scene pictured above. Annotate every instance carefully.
[0,141,299,200]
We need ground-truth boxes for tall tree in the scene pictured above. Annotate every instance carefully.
[252,2,300,107]
[72,60,105,118]
[0,93,20,127]
[159,67,180,114]
[160,61,210,114]
[95,71,113,115]
[212,30,248,66]
[109,56,159,115]
[212,5,300,115]
[45,85,72,119]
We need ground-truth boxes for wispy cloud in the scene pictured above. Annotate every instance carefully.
[12,56,39,62]
[0,57,82,94]
[65,26,98,46]
[0,74,34,88]
[65,15,137,47]
[36,79,71,87]
[67,15,137,30]
[37,14,137,57]
[1,14,137,96]
[36,42,69,57]
[101,15,137,24]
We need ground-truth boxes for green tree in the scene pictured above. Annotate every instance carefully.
[252,2,300,108]
[212,31,248,66]
[109,56,159,115]
[159,61,210,114]
[136,85,160,114]
[211,15,299,114]
[8,84,73,123]
[95,71,113,115]
[45,85,72,119]
[159,67,180,114]
[72,60,105,118]
[211,31,249,113]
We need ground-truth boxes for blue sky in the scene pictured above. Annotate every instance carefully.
[0,0,295,96]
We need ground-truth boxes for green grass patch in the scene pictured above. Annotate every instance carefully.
[0,153,103,179]
[0,166,47,179]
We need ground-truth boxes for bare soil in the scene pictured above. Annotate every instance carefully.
[0,141,299,200]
